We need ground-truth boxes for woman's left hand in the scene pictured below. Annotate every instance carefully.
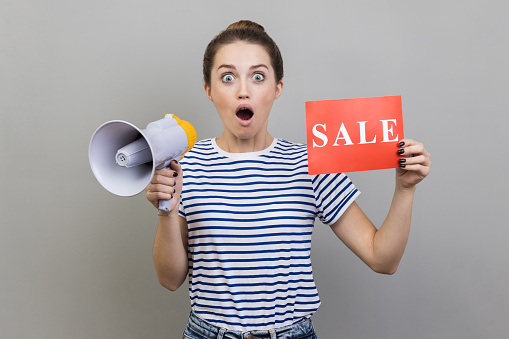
[396,139,431,189]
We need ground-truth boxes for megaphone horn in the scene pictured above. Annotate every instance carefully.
[89,114,197,212]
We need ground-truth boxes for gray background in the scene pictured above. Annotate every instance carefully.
[1,0,508,338]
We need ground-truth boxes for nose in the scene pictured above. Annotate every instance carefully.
[237,79,250,99]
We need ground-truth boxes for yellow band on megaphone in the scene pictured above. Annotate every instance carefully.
[170,114,197,157]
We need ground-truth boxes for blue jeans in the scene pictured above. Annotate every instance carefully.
[182,312,318,339]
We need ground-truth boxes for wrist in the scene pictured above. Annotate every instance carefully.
[157,206,180,218]
[395,182,417,196]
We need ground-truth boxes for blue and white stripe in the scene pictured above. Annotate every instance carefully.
[179,138,359,331]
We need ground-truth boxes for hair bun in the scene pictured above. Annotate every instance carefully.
[203,19,283,85]
[226,20,265,32]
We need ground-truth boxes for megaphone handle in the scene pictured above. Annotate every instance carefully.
[158,197,173,213]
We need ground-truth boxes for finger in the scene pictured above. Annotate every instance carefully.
[169,160,182,174]
[397,144,426,157]
[151,168,172,181]
[398,152,431,171]
[155,182,176,194]
[398,139,430,155]
[399,163,431,177]
[146,170,178,191]
[151,161,182,183]
[146,182,175,198]
[400,154,427,166]
[398,138,421,147]
[399,155,431,169]
[146,190,173,208]
[149,175,169,187]
[151,166,179,183]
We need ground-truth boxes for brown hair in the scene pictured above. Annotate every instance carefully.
[203,20,284,86]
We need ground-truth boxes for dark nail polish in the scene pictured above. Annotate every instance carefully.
[173,172,178,177]
[399,141,405,147]
[398,149,405,155]
[400,164,406,168]
[399,158,406,163]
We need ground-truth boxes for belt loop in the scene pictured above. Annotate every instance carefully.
[217,328,226,339]
[269,329,277,339]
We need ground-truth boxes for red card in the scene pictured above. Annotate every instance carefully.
[306,95,404,174]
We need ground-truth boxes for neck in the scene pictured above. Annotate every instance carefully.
[216,131,274,153]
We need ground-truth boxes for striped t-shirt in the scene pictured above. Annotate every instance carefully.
[178,138,360,332]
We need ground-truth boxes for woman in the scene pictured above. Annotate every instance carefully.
[146,20,431,339]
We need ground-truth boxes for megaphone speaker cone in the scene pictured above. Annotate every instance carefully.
[89,120,155,196]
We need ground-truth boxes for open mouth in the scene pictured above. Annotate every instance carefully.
[236,107,254,121]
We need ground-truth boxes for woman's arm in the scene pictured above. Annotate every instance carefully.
[153,214,189,291]
[146,162,189,291]
[330,139,431,274]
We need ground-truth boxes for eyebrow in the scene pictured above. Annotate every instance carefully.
[217,64,269,71]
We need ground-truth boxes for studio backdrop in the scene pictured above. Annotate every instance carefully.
[1,1,508,338]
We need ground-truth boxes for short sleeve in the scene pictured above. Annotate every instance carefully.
[312,172,360,225]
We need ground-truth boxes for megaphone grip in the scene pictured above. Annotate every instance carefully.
[158,197,173,212]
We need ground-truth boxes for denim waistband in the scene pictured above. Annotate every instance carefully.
[183,311,316,339]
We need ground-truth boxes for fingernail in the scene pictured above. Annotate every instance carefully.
[173,172,178,177]
[399,158,406,163]
[399,141,405,147]
[400,164,406,168]
[398,149,405,155]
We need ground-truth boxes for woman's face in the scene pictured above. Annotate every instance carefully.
[204,41,283,142]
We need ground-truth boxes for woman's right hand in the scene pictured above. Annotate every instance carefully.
[145,160,182,212]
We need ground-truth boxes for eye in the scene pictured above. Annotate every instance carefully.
[222,74,234,83]
[253,73,264,81]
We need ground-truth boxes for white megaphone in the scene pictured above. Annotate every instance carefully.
[89,114,197,212]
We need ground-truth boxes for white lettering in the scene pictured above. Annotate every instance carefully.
[332,123,354,146]
[312,124,328,148]
[357,121,377,144]
[380,119,398,143]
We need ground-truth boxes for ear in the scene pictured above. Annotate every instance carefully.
[275,80,284,100]
[204,82,213,101]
